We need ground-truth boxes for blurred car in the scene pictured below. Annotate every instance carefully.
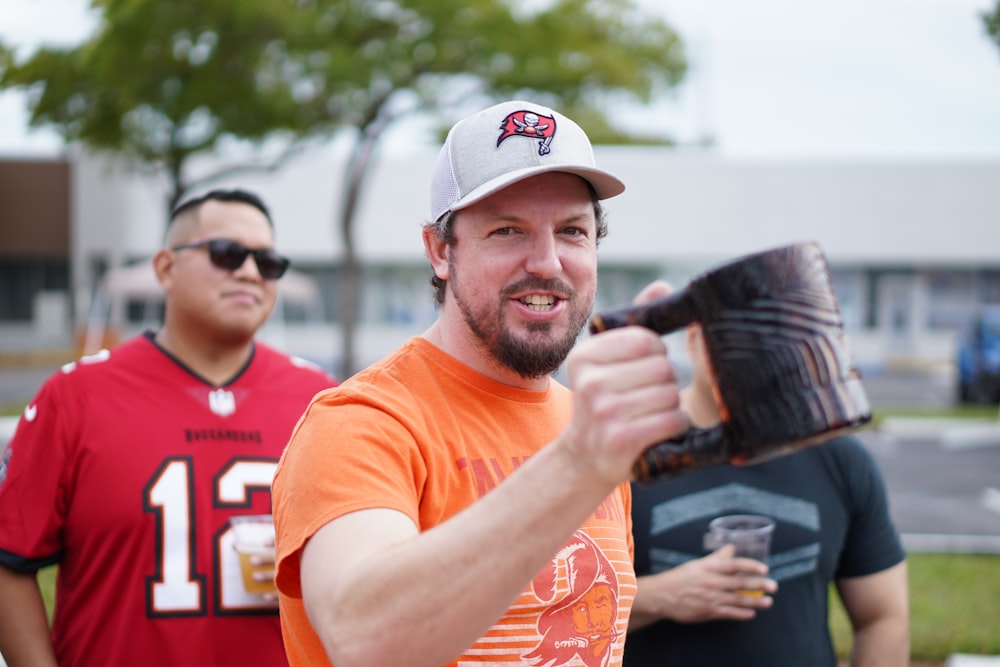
[956,305,1000,405]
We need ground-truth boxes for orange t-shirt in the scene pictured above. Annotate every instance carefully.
[273,337,635,666]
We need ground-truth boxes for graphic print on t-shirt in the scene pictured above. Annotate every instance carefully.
[523,531,620,667]
[646,482,822,583]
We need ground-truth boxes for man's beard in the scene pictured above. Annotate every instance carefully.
[450,269,592,380]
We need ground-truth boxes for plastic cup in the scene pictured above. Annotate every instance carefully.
[703,514,775,596]
[229,514,276,595]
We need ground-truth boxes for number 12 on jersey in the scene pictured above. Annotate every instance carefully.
[144,456,279,616]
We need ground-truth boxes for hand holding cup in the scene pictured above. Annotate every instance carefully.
[703,514,776,597]
[230,514,277,597]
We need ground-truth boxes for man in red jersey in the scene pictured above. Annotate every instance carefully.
[0,189,336,666]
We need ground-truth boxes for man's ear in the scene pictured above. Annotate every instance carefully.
[422,226,449,282]
[152,248,175,291]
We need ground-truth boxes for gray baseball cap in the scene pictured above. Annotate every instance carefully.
[428,100,626,223]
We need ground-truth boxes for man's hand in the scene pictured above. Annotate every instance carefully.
[234,534,278,601]
[250,546,278,602]
[633,545,778,625]
[562,325,690,486]
[558,279,695,487]
[633,279,673,305]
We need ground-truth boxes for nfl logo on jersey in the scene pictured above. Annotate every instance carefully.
[208,388,236,417]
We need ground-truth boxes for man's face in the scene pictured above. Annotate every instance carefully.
[442,172,599,379]
[571,582,616,660]
[163,200,279,344]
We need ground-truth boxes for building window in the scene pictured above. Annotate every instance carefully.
[594,265,661,313]
[926,270,975,330]
[0,259,69,321]
[829,269,863,331]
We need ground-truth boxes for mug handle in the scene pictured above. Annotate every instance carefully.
[590,285,729,483]
[631,425,729,483]
[591,288,730,483]
[589,288,699,336]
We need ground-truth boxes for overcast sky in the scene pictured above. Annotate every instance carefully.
[3,0,1000,158]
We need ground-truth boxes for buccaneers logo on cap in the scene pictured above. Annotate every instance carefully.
[497,109,557,155]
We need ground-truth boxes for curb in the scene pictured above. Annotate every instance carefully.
[947,655,1000,666]
[902,533,1000,554]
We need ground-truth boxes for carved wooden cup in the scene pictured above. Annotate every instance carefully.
[589,241,871,483]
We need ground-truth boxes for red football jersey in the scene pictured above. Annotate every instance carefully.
[0,334,335,666]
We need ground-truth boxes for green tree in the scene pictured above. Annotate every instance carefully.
[0,0,325,213]
[282,0,687,375]
[1,0,687,376]
[985,1,1000,53]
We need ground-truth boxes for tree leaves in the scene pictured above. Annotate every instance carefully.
[0,0,688,372]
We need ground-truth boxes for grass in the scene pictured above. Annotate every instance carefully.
[1,401,28,417]
[831,553,1000,662]
[866,404,1000,427]
[38,566,56,623]
[840,405,1000,662]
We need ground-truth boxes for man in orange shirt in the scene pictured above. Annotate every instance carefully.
[272,100,690,667]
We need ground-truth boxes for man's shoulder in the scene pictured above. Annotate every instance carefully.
[51,336,152,381]
[813,434,876,467]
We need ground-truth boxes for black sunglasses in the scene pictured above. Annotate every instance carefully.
[171,239,290,280]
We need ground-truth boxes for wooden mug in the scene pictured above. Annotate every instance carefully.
[589,241,871,483]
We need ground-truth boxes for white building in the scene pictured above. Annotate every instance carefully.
[4,147,999,379]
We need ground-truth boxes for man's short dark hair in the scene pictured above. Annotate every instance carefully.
[169,188,273,228]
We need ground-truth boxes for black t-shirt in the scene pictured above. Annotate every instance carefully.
[624,435,904,667]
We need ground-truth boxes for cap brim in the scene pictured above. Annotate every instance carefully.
[446,165,625,217]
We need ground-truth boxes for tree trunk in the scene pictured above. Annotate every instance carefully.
[337,121,384,378]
